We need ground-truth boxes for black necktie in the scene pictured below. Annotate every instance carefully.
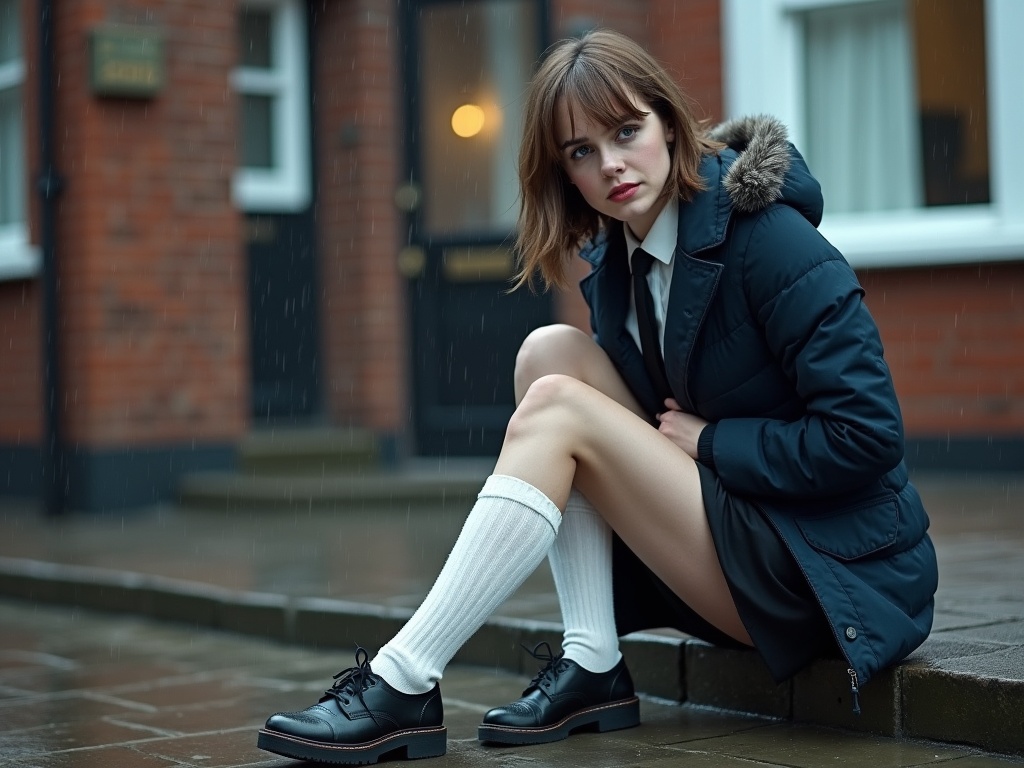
[631,248,673,404]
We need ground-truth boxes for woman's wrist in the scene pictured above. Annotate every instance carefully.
[697,423,716,468]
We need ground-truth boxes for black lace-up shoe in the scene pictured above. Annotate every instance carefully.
[258,647,446,764]
[478,642,639,745]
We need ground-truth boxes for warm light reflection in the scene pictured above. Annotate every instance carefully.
[451,104,485,138]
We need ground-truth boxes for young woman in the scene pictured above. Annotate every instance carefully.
[258,29,938,765]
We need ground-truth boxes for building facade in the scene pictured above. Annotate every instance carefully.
[1,0,1021,512]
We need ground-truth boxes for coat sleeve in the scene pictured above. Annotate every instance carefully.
[701,205,905,498]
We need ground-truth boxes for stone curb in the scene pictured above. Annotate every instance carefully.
[0,556,1019,757]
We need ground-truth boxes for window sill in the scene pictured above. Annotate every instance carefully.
[233,169,311,213]
[818,207,1024,269]
[0,237,41,282]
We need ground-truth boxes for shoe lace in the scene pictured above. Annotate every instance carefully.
[321,645,381,726]
[523,641,567,691]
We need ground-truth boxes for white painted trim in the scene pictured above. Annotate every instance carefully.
[0,224,40,280]
[0,60,23,89]
[780,0,890,10]
[723,0,1024,268]
[231,0,311,213]
[987,0,1024,220]
[820,208,1024,269]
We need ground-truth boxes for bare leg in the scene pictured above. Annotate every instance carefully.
[498,325,751,645]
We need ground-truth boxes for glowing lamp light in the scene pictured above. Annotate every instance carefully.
[451,104,485,138]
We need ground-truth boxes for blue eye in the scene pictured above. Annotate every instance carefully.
[570,145,592,160]
[618,126,637,140]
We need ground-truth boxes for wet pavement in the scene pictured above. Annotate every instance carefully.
[1,600,1022,768]
[0,468,1023,763]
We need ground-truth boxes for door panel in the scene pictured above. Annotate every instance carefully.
[247,212,320,422]
[409,243,543,455]
[404,0,551,455]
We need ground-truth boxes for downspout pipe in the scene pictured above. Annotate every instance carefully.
[38,0,65,516]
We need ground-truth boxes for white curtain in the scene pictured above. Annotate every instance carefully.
[803,0,923,213]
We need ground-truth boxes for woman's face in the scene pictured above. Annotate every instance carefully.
[554,93,675,241]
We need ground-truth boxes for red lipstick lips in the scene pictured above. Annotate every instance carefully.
[608,183,639,202]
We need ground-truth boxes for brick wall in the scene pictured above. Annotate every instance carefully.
[312,0,408,439]
[860,262,1024,438]
[50,0,247,448]
[650,0,722,123]
[0,282,42,443]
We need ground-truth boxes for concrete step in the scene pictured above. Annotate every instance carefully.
[237,427,379,476]
[178,458,493,512]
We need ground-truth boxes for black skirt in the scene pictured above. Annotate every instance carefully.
[611,464,837,682]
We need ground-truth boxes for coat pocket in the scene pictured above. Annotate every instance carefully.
[796,495,899,562]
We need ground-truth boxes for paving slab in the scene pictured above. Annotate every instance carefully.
[0,471,1023,758]
[2,601,1022,768]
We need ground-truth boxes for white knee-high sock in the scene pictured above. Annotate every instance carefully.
[548,489,621,673]
[371,474,561,694]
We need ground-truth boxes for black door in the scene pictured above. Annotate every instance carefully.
[247,212,320,423]
[402,0,552,455]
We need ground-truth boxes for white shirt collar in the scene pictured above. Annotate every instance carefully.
[624,201,678,273]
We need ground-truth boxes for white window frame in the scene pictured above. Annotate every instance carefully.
[230,0,311,212]
[723,0,1024,269]
[0,11,39,281]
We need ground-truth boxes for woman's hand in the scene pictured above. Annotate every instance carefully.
[656,398,708,460]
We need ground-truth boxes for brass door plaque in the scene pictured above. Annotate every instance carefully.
[90,26,164,98]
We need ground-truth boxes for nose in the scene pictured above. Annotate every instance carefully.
[600,148,624,176]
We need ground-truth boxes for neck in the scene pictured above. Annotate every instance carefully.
[625,195,670,242]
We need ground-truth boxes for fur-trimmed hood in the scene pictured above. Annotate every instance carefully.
[706,115,823,226]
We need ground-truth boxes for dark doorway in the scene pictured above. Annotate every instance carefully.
[247,212,320,423]
[402,0,552,455]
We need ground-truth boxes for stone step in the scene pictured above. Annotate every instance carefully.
[178,458,493,512]
[237,428,379,476]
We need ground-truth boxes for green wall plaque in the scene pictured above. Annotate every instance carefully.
[90,26,164,98]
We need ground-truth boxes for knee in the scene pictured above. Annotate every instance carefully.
[514,324,591,393]
[506,373,580,441]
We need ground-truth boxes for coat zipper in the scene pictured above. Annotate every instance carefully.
[847,668,861,715]
[758,511,863,715]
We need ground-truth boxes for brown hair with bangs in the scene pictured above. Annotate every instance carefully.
[513,29,722,291]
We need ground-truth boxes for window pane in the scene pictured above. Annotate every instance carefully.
[0,85,25,225]
[802,0,989,213]
[419,0,538,235]
[240,9,273,68]
[911,0,990,206]
[0,0,19,64]
[241,94,274,168]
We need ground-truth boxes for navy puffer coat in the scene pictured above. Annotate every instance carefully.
[577,116,938,698]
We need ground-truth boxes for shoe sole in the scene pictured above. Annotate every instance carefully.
[477,696,640,745]
[257,725,446,765]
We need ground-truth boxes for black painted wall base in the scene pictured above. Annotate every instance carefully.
[0,445,42,500]
[0,442,236,513]
[1,435,1021,514]
[904,436,1024,474]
